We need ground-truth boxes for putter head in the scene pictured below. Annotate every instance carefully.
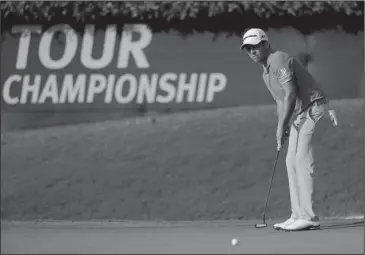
[255,223,268,228]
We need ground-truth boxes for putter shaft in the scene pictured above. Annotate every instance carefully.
[261,150,280,224]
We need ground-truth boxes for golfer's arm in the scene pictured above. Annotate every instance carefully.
[279,81,297,129]
[276,100,283,121]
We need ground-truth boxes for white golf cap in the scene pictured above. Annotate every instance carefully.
[240,28,268,50]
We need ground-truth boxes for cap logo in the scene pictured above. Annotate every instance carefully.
[243,34,258,40]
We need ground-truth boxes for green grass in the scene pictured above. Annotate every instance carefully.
[1,99,363,221]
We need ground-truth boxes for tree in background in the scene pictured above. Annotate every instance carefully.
[1,1,363,35]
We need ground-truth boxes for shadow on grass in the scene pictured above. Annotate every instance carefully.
[320,221,364,231]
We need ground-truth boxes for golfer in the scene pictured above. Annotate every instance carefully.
[240,28,338,231]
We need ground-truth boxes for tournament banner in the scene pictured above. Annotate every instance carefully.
[1,24,239,112]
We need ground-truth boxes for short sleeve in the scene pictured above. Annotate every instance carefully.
[271,53,294,86]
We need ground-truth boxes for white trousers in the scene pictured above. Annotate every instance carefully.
[286,101,326,221]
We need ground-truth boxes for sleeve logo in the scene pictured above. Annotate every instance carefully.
[279,68,290,79]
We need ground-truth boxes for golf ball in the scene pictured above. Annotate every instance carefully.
[231,238,238,246]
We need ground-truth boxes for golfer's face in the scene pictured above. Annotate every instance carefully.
[245,43,264,63]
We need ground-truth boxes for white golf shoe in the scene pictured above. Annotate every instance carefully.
[273,218,297,230]
[283,219,320,231]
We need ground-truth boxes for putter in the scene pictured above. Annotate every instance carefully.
[255,149,281,229]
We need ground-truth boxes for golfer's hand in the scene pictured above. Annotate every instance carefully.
[328,109,338,126]
[276,126,289,151]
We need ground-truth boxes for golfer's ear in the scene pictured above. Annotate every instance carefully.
[263,41,270,49]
